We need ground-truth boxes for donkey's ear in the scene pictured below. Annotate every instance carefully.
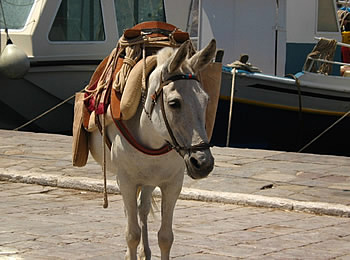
[189,39,216,72]
[167,41,189,73]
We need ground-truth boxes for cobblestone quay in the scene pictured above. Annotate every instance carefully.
[1,182,350,259]
[1,130,350,258]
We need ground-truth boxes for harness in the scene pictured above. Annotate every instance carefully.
[143,72,213,157]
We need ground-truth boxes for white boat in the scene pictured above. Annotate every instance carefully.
[197,0,342,76]
[214,35,350,156]
[189,0,350,156]
[0,0,194,133]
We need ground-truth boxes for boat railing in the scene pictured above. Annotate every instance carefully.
[305,57,350,71]
[303,37,350,73]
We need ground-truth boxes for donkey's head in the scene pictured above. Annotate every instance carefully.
[146,39,217,179]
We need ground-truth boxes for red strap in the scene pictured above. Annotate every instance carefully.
[111,116,172,156]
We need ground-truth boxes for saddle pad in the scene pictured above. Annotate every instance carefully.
[199,62,222,141]
[120,55,157,120]
[72,92,89,167]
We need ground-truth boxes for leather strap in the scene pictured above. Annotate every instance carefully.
[150,73,199,115]
[112,116,172,156]
[159,89,212,156]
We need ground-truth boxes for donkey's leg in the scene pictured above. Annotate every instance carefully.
[119,179,141,260]
[158,177,183,260]
[138,186,155,260]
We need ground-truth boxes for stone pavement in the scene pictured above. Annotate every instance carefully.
[0,130,350,216]
[2,181,350,259]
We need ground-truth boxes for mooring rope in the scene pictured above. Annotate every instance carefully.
[13,89,84,131]
[338,1,350,30]
[226,68,236,147]
[284,72,350,153]
[285,74,304,148]
[298,109,350,153]
[303,38,337,75]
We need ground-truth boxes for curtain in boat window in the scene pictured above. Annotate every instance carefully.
[114,0,165,37]
[49,0,105,41]
[0,0,35,30]
[317,0,339,32]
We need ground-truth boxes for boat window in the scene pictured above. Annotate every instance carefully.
[0,0,35,30]
[49,0,105,41]
[317,0,339,32]
[114,0,165,37]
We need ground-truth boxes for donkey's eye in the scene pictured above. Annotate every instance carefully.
[168,99,181,108]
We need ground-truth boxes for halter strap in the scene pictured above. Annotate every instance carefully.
[149,73,199,115]
[159,90,212,156]
[146,72,212,157]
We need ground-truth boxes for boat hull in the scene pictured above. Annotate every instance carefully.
[212,70,350,156]
[0,64,96,134]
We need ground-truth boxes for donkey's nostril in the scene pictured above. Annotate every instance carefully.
[190,157,200,169]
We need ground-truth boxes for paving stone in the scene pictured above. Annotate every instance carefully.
[1,182,350,259]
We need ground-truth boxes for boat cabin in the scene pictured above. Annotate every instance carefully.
[196,0,342,76]
[0,0,171,63]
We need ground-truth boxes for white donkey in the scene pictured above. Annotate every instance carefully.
[89,39,216,260]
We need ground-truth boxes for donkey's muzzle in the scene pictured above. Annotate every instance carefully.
[184,149,214,179]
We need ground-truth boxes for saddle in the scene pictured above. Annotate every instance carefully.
[72,21,222,167]
[72,22,189,166]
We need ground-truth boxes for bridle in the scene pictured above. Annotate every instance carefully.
[144,72,213,157]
